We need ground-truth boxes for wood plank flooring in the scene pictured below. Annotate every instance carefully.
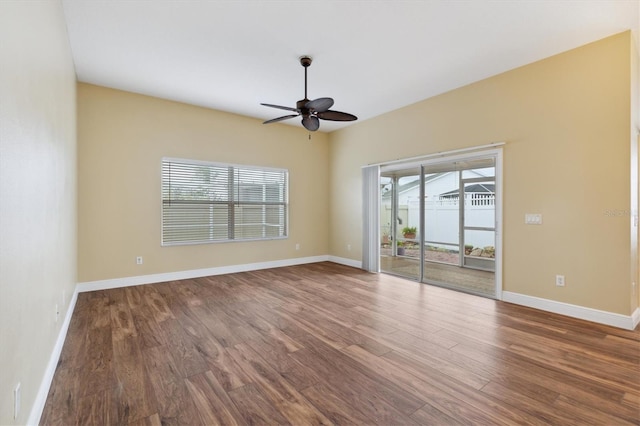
[41,262,640,425]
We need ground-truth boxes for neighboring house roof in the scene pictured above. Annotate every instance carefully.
[440,183,495,198]
[383,172,495,200]
[381,172,448,199]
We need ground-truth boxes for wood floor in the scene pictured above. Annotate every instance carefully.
[41,262,640,425]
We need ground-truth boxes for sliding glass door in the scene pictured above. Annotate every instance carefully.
[380,169,421,281]
[379,152,500,298]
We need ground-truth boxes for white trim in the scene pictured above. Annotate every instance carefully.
[328,255,363,269]
[77,256,330,292]
[28,288,79,426]
[632,307,640,329]
[162,156,288,174]
[503,291,637,330]
[365,141,505,168]
[494,149,503,300]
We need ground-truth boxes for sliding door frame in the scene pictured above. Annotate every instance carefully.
[460,174,497,271]
[376,145,503,299]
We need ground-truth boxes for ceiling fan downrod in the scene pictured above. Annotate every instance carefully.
[300,56,312,101]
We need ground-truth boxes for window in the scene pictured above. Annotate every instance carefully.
[161,158,288,245]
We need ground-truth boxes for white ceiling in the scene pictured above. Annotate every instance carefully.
[61,0,639,133]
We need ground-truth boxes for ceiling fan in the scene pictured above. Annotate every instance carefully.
[261,56,357,132]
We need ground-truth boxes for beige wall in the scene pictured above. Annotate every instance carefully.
[329,32,634,315]
[77,84,329,282]
[0,1,77,424]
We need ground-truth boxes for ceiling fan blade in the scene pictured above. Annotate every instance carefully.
[263,114,299,124]
[302,115,320,131]
[260,103,299,112]
[305,97,334,113]
[316,110,358,121]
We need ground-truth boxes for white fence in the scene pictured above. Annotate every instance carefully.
[381,193,495,250]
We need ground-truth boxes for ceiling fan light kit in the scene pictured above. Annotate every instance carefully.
[261,56,357,132]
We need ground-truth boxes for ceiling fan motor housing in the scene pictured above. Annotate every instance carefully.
[296,99,310,115]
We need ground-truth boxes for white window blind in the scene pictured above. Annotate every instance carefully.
[362,165,380,272]
[162,158,288,245]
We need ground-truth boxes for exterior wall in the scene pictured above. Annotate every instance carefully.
[329,32,633,315]
[0,1,77,424]
[77,84,330,282]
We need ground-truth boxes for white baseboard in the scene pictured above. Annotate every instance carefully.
[28,288,79,425]
[328,255,363,269]
[632,306,640,329]
[77,255,332,292]
[502,291,637,330]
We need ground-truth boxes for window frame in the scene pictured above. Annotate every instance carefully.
[161,157,289,246]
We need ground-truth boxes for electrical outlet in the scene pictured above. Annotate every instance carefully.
[136,256,143,265]
[295,243,300,250]
[14,382,20,420]
[55,304,59,322]
[347,244,351,251]
[555,275,565,287]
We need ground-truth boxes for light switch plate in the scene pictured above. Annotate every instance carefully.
[525,213,543,225]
